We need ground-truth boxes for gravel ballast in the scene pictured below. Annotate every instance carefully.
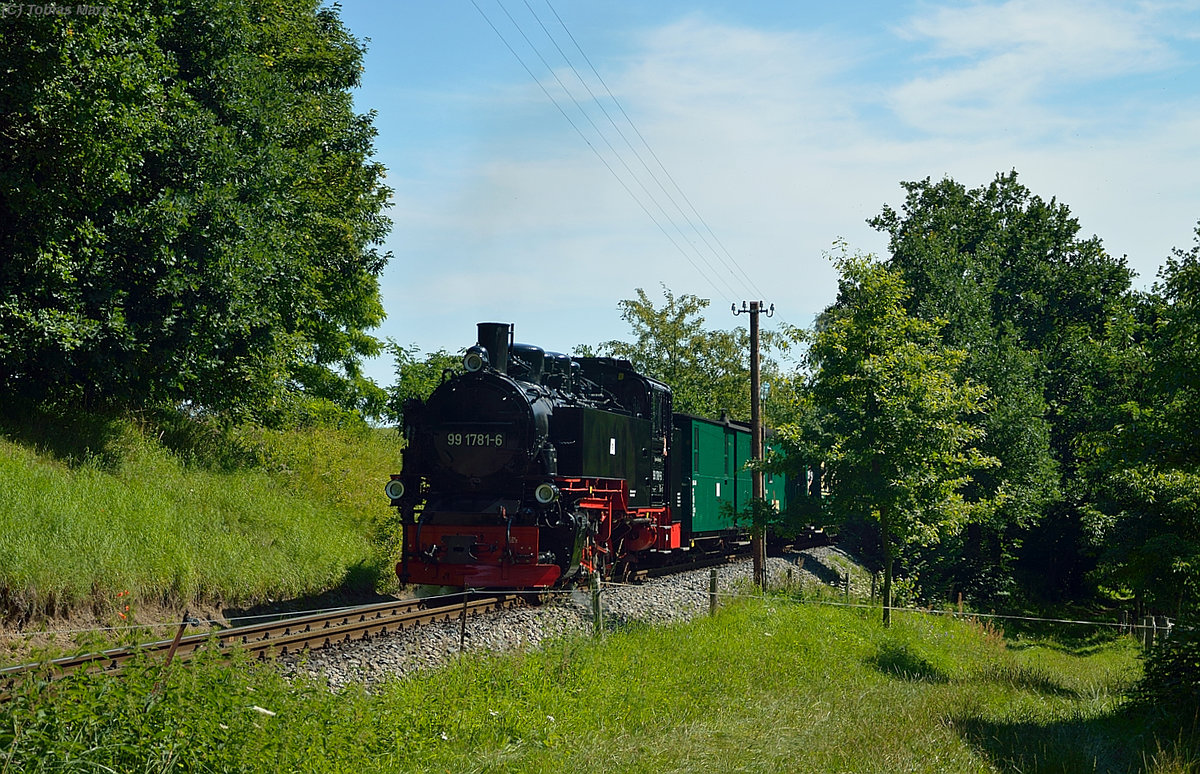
[280,546,865,691]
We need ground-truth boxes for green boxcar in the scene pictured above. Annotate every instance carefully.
[672,414,786,543]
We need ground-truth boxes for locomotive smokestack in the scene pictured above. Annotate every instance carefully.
[476,322,511,374]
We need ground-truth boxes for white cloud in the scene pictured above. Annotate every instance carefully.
[890,0,1178,136]
[367,2,1200,386]
[899,0,1169,66]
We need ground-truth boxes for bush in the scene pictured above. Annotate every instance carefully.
[1136,616,1200,722]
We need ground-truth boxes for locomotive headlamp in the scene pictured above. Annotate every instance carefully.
[463,346,489,373]
[384,478,405,501]
[534,483,559,504]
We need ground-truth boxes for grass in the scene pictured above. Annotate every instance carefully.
[2,593,1192,773]
[0,406,403,626]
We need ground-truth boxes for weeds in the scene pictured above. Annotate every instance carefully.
[3,596,1184,773]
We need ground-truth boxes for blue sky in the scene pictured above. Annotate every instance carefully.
[332,0,1200,386]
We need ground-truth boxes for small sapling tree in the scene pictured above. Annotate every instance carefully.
[781,250,998,626]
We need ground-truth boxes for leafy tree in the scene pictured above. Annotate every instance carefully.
[1081,225,1200,618]
[0,0,391,423]
[385,344,461,425]
[585,285,799,423]
[780,251,997,625]
[869,172,1134,602]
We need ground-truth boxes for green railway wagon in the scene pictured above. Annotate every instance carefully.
[763,450,787,512]
[672,413,787,544]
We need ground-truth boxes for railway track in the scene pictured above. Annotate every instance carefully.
[623,548,745,582]
[0,549,764,698]
[0,592,520,698]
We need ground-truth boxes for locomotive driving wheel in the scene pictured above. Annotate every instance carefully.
[611,558,635,584]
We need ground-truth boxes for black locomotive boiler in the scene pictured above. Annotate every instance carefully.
[386,322,679,588]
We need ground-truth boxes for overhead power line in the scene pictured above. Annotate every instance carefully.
[487,0,739,300]
[468,0,771,305]
[538,0,769,301]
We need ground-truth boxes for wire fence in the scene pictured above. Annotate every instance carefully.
[1,565,1184,658]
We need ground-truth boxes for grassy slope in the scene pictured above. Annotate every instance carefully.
[4,596,1192,773]
[0,410,402,621]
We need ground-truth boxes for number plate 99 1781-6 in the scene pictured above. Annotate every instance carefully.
[444,432,505,447]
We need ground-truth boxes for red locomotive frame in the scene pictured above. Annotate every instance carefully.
[397,475,680,588]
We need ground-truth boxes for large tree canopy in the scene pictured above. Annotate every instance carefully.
[1082,224,1200,617]
[869,172,1135,601]
[0,0,391,422]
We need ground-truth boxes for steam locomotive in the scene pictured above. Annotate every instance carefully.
[385,322,790,589]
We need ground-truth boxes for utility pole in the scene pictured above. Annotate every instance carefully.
[733,300,774,589]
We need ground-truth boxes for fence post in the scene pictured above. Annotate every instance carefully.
[709,569,718,616]
[152,611,197,695]
[1142,616,1155,650]
[162,610,192,669]
[459,589,470,653]
[591,574,603,636]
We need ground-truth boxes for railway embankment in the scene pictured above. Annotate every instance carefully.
[0,408,402,660]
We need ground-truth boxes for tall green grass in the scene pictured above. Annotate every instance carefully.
[0,408,402,620]
[4,595,1188,773]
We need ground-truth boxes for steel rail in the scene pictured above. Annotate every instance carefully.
[1,594,517,698]
[1,544,772,698]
